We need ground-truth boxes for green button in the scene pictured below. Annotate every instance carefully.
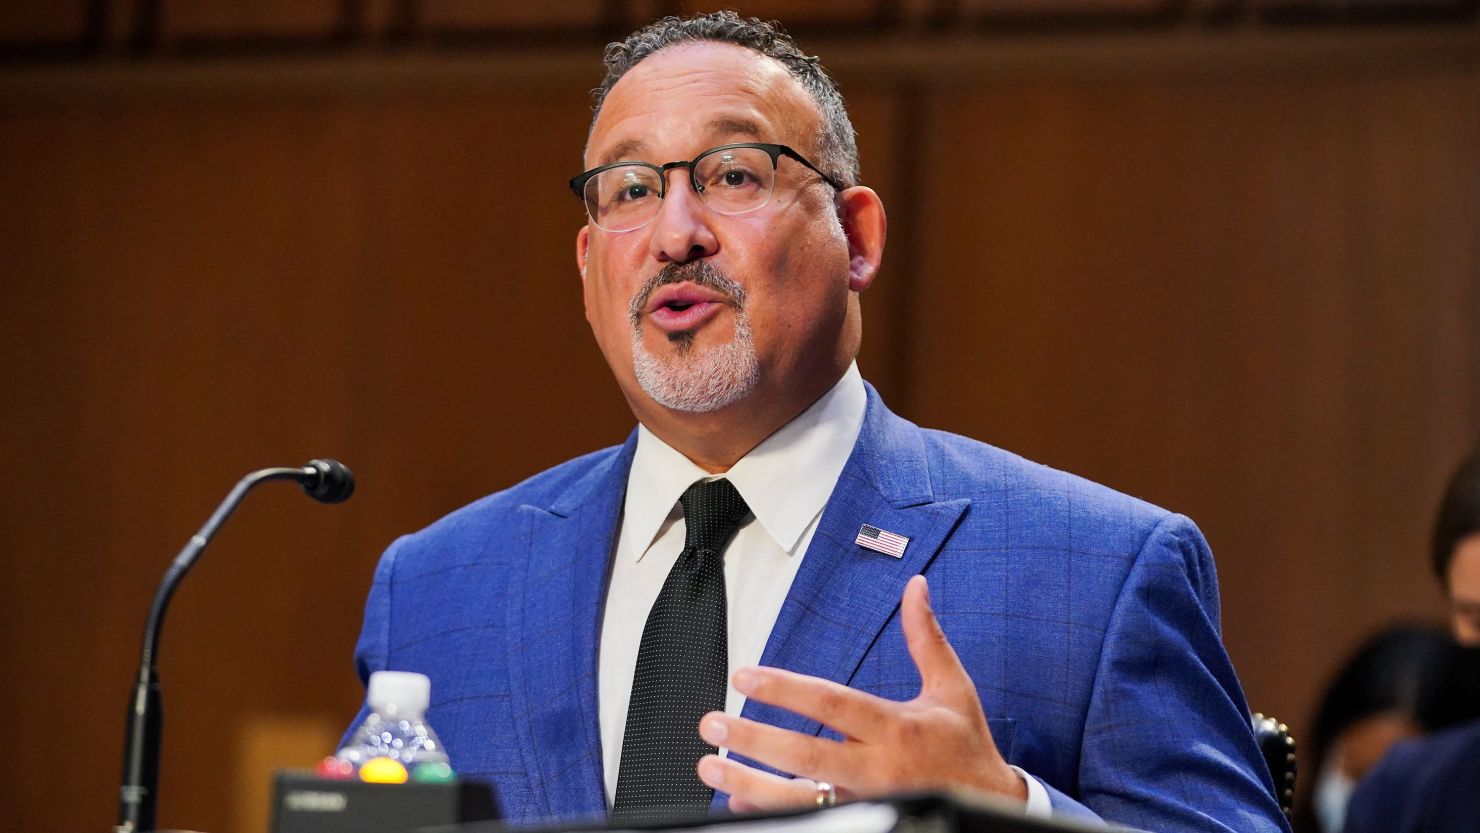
[411,762,456,783]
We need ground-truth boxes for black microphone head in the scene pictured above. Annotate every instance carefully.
[301,458,355,504]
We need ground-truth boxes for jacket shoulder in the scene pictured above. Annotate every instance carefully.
[916,425,1177,552]
[389,444,626,572]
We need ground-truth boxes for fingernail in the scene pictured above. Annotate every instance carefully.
[698,756,725,787]
[919,575,932,608]
[734,668,758,694]
[700,715,728,745]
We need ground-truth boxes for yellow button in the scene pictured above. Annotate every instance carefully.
[359,756,408,784]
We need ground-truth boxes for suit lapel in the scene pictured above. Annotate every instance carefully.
[498,391,968,813]
[506,434,637,821]
[731,388,969,777]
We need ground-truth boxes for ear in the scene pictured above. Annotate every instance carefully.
[575,224,590,282]
[837,186,886,293]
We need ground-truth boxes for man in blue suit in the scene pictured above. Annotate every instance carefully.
[349,11,1287,832]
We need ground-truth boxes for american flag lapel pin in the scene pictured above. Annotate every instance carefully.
[855,524,909,558]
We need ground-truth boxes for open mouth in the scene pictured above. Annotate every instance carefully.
[645,283,729,333]
[649,299,721,332]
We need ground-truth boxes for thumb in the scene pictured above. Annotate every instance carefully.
[901,575,972,703]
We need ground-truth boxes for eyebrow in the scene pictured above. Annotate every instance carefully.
[597,139,648,168]
[707,117,765,143]
[593,117,768,168]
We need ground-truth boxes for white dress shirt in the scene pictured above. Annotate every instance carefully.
[597,363,1050,816]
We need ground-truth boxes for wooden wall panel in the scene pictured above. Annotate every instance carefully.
[0,1,91,41]
[416,0,611,29]
[910,68,1480,755]
[963,0,1174,17]
[158,0,347,39]
[0,98,380,832]
[677,0,885,26]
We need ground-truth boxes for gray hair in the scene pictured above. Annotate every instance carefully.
[590,11,860,188]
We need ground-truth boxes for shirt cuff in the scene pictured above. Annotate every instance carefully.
[1009,765,1052,818]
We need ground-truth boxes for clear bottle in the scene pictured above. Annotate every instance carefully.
[336,671,452,782]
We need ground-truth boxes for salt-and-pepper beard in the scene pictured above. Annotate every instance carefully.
[628,261,760,413]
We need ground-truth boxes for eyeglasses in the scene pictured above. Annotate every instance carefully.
[569,142,844,233]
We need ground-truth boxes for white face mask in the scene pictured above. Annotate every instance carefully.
[1313,755,1355,833]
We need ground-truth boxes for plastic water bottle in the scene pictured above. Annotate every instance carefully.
[332,670,453,783]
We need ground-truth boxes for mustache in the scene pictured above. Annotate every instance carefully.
[628,261,746,328]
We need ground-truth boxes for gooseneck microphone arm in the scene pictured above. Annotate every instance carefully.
[116,459,354,833]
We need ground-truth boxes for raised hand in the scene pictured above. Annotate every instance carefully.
[695,575,1026,812]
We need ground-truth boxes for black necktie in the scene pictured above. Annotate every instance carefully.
[611,478,751,823]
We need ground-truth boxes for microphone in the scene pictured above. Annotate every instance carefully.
[116,459,355,833]
[300,458,355,504]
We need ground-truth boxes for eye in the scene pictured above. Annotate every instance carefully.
[701,160,763,192]
[597,167,660,211]
[616,183,650,203]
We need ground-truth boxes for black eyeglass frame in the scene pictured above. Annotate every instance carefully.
[568,142,845,224]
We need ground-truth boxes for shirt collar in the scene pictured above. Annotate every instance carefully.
[620,363,867,561]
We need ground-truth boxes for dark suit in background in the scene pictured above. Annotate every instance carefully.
[1343,718,1480,833]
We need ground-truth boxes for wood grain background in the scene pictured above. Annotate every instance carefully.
[2,4,1477,831]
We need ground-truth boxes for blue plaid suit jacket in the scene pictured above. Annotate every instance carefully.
[349,385,1289,832]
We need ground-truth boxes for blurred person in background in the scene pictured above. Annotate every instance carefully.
[1292,624,1470,833]
[1336,442,1480,833]
[1431,444,1480,646]
[1339,646,1480,833]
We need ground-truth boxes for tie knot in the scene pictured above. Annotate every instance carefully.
[678,478,750,556]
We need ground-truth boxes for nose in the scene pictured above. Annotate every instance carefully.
[647,168,719,264]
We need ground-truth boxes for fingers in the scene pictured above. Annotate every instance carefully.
[901,575,971,700]
[697,755,820,813]
[731,666,892,742]
[700,712,856,786]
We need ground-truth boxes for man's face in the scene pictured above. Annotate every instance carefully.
[1449,533,1480,645]
[576,42,865,421]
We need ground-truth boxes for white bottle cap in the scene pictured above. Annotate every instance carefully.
[367,671,431,717]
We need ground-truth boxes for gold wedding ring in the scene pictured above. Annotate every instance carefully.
[814,781,837,809]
